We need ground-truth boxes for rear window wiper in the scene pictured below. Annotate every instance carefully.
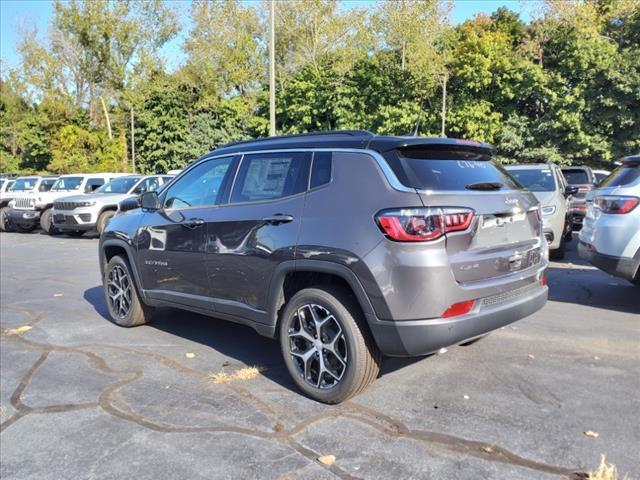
[465,182,503,191]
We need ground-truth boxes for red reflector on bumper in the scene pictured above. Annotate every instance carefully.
[540,274,548,286]
[442,300,475,318]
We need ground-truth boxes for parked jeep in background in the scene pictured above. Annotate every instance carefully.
[100,131,548,403]
[53,174,172,235]
[7,173,118,234]
[1,176,58,232]
[505,163,577,259]
[561,165,597,230]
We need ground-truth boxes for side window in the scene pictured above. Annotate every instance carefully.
[230,152,311,204]
[164,157,234,209]
[85,178,105,192]
[133,177,160,194]
[39,179,56,192]
[310,152,332,188]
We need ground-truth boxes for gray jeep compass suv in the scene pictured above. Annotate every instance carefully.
[99,131,548,403]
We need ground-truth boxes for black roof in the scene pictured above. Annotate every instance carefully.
[209,130,494,157]
[624,154,640,164]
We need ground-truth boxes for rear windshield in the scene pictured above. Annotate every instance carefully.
[600,163,640,188]
[384,147,521,191]
[506,168,556,192]
[562,169,590,185]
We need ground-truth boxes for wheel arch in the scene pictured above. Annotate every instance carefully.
[267,260,377,337]
[100,239,147,302]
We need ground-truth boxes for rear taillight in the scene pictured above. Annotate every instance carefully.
[442,300,475,318]
[375,207,474,242]
[594,195,639,214]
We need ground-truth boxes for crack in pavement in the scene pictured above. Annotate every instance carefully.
[0,305,589,479]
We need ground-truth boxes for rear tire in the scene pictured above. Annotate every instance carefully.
[96,210,116,234]
[104,254,154,327]
[0,207,15,232]
[279,285,381,404]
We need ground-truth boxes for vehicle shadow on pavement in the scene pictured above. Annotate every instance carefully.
[83,286,428,389]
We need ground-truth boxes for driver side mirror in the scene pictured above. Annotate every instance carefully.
[140,191,160,210]
[564,186,579,197]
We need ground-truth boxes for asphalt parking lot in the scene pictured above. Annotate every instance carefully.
[1,231,638,480]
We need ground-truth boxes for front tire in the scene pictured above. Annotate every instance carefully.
[96,210,115,234]
[104,254,154,327]
[0,207,14,232]
[40,209,59,235]
[279,286,381,404]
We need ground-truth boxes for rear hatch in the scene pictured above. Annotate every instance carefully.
[383,144,544,283]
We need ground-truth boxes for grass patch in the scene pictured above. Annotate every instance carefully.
[210,366,265,384]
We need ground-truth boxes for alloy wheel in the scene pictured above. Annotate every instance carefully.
[288,303,348,389]
[107,265,132,319]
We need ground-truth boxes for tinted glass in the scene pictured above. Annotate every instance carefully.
[97,177,141,194]
[231,152,311,203]
[600,164,640,188]
[132,177,161,194]
[9,178,38,191]
[594,172,609,184]
[506,168,556,192]
[311,152,332,188]
[52,177,83,191]
[164,157,233,209]
[562,169,590,185]
[85,178,105,192]
[39,179,56,192]
[385,148,520,191]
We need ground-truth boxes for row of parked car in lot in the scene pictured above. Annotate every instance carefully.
[0,172,176,235]
[1,131,638,402]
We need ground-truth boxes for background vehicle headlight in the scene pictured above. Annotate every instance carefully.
[542,206,556,216]
[76,201,96,207]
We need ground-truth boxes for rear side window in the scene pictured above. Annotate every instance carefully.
[600,164,640,188]
[310,152,332,188]
[85,178,105,192]
[562,169,590,185]
[39,179,56,192]
[384,147,520,191]
[231,152,311,203]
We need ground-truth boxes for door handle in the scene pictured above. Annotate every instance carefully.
[262,214,294,225]
[182,218,205,229]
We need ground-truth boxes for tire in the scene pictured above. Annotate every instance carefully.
[0,207,14,232]
[550,233,566,260]
[103,254,154,327]
[279,286,381,404]
[96,210,116,234]
[40,208,56,234]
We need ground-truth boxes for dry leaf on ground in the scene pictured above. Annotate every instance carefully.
[318,455,336,466]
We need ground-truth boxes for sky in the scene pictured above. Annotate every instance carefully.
[0,0,536,73]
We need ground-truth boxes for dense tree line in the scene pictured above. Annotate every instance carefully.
[1,0,638,174]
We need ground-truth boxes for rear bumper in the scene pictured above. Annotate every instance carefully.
[578,241,639,281]
[367,282,548,357]
[7,208,41,226]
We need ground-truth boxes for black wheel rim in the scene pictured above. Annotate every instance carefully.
[288,303,348,390]
[107,265,132,319]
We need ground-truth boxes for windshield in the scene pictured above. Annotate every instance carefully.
[97,177,141,194]
[9,178,38,191]
[562,169,590,185]
[506,168,556,192]
[600,164,640,188]
[52,177,83,191]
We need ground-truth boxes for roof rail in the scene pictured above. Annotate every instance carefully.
[221,130,375,149]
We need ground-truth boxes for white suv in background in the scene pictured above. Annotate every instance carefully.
[1,176,58,232]
[579,155,640,285]
[8,173,120,234]
[53,174,172,235]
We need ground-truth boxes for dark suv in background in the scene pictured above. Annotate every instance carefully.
[561,166,597,229]
[99,131,548,403]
